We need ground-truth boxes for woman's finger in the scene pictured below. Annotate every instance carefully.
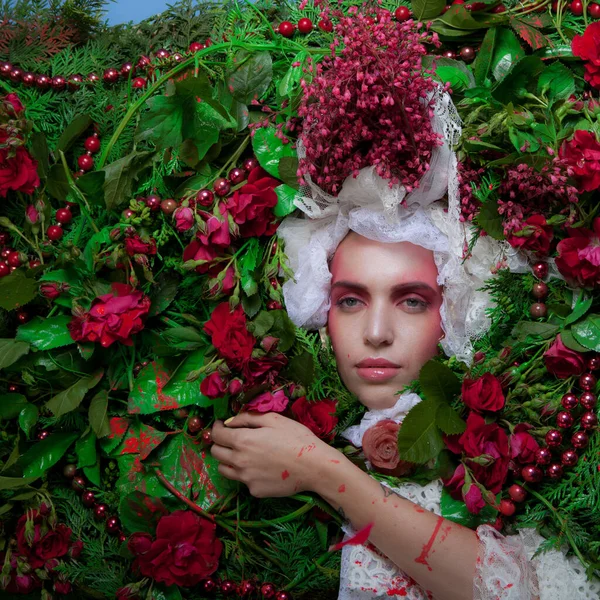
[211,420,242,449]
[217,462,242,481]
[210,443,236,466]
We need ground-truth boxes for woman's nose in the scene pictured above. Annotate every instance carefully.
[363,304,394,347]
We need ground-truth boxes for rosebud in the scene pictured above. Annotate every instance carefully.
[40,283,63,300]
[228,378,243,395]
[261,336,279,353]
[110,228,122,241]
[173,206,194,232]
[68,539,83,559]
[54,580,72,595]
[26,205,40,224]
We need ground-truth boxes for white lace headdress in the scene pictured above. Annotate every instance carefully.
[278,88,522,365]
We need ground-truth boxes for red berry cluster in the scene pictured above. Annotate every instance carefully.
[63,464,127,542]
[75,132,101,177]
[199,578,292,599]
[530,261,549,318]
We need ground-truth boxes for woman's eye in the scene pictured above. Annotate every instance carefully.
[337,297,362,308]
[401,297,429,312]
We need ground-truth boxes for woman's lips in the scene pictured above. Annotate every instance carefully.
[355,358,401,382]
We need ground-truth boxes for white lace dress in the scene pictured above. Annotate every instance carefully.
[338,394,600,600]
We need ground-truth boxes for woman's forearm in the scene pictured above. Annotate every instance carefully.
[310,447,479,600]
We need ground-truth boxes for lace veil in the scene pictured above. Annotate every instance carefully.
[278,87,523,365]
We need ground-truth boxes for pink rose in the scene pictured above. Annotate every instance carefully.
[555,218,600,288]
[245,389,289,413]
[200,372,227,399]
[174,206,195,231]
[362,419,414,477]
[197,210,231,247]
[506,215,553,256]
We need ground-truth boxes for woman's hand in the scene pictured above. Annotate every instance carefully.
[210,412,335,498]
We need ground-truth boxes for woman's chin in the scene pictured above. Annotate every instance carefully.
[353,385,406,411]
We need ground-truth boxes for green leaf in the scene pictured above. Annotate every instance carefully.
[397,399,444,464]
[89,390,111,438]
[242,292,262,319]
[252,126,296,180]
[39,267,81,287]
[84,463,101,487]
[274,184,299,217]
[0,476,38,490]
[148,273,180,317]
[510,17,550,50]
[560,329,589,353]
[268,310,297,352]
[278,52,308,98]
[476,200,504,240]
[162,350,213,409]
[0,394,28,420]
[21,431,79,478]
[45,370,104,418]
[250,311,275,337]
[99,416,130,454]
[572,314,600,352]
[76,430,97,469]
[239,238,260,297]
[565,293,593,326]
[18,404,38,439]
[115,453,167,498]
[118,421,167,459]
[278,156,299,189]
[512,321,559,341]
[83,226,113,272]
[118,491,168,534]
[16,316,74,351]
[102,150,154,211]
[152,584,183,600]
[0,270,37,311]
[490,27,524,81]
[492,56,545,105]
[46,163,70,201]
[56,114,93,154]
[0,339,30,369]
[156,433,237,509]
[285,352,315,387]
[508,128,540,154]
[473,27,497,86]
[76,171,106,207]
[412,0,446,19]
[30,132,49,179]
[438,5,503,29]
[228,51,273,104]
[440,487,498,528]
[419,360,461,405]
[538,61,575,105]
[436,403,466,435]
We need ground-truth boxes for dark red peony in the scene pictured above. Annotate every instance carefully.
[560,130,600,192]
[572,22,600,89]
[203,302,255,368]
[506,215,553,256]
[362,419,414,477]
[444,412,510,494]
[124,234,157,256]
[68,283,151,347]
[129,510,222,587]
[543,334,586,378]
[291,397,338,441]
[555,218,600,288]
[225,167,279,237]
[461,373,505,413]
[0,130,40,197]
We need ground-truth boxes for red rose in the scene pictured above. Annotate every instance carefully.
[510,424,540,465]
[132,510,222,587]
[242,354,288,388]
[543,335,586,378]
[174,206,194,231]
[5,93,24,114]
[506,215,553,256]
[128,532,153,556]
[40,282,68,299]
[116,585,141,600]
[200,372,227,399]
[207,264,236,296]
[124,234,157,256]
[197,209,231,247]
[291,397,338,441]
[572,23,600,89]
[182,239,220,273]
[203,302,255,368]
[444,412,509,494]
[245,389,289,413]
[461,373,505,413]
[16,512,72,569]
[54,580,72,595]
[560,130,600,192]
[0,131,40,197]
[362,420,414,477]
[555,218,600,288]
[68,283,151,347]
[225,167,279,237]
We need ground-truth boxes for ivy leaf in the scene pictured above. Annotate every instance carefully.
[102,150,154,211]
[476,200,504,240]
[76,430,97,469]
[18,404,38,439]
[572,314,600,352]
[16,316,74,351]
[419,360,461,405]
[118,491,169,534]
[274,184,299,217]
[21,432,79,478]
[397,399,444,464]
[56,114,93,153]
[115,453,168,499]
[0,270,37,310]
[118,421,167,460]
[491,27,524,81]
[45,370,104,418]
[0,394,28,420]
[0,339,30,369]
[89,390,111,438]
[228,51,273,104]
[411,0,446,19]
[155,433,237,509]
[252,126,296,180]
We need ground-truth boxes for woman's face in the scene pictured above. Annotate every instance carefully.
[327,233,444,410]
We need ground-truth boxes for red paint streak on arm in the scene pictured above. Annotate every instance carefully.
[414,505,425,513]
[338,484,346,493]
[330,459,340,463]
[281,470,290,480]
[414,516,444,572]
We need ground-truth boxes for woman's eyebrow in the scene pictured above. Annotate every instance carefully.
[331,281,437,294]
